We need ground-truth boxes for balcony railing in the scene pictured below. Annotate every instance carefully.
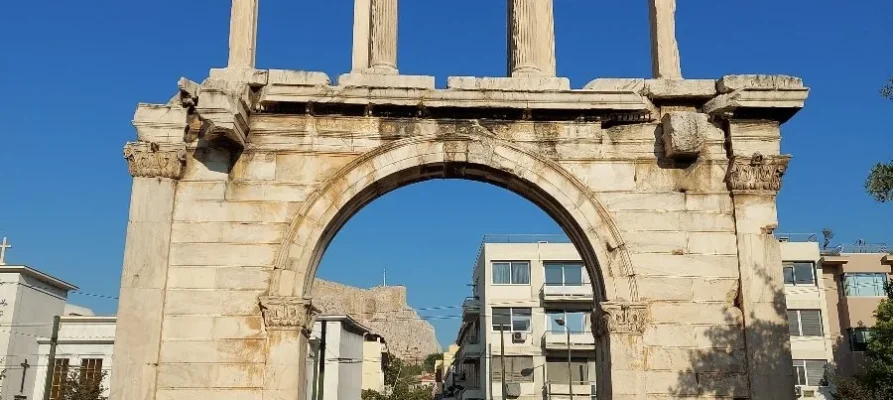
[545,382,597,399]
[542,331,596,350]
[821,241,890,255]
[541,284,594,302]
[462,297,480,321]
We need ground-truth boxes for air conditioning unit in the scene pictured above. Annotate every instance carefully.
[504,382,522,397]
[512,332,527,343]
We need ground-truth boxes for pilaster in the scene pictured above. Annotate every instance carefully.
[593,302,647,399]
[111,141,187,400]
[259,297,320,400]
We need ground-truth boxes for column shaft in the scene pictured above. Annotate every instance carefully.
[228,0,260,69]
[351,0,373,72]
[508,0,556,77]
[649,0,682,78]
[369,0,398,74]
[109,177,178,400]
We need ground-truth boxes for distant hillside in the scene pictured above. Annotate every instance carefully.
[312,279,440,363]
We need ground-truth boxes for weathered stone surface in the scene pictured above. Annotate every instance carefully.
[582,78,645,92]
[508,0,556,77]
[660,112,710,158]
[337,73,435,89]
[717,74,804,93]
[448,76,570,91]
[645,79,716,99]
[649,0,682,79]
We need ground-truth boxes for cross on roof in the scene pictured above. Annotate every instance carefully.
[0,237,11,265]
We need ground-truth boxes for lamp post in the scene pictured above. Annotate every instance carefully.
[554,317,573,400]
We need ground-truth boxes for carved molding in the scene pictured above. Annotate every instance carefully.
[726,152,791,194]
[592,302,647,336]
[123,142,187,179]
[259,296,320,331]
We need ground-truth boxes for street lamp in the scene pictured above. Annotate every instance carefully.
[554,317,573,400]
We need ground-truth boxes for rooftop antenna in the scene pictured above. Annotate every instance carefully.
[383,266,387,287]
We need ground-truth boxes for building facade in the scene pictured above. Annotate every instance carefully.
[305,315,386,400]
[778,238,834,399]
[820,243,892,376]
[450,236,596,400]
[0,266,77,400]
[31,316,116,400]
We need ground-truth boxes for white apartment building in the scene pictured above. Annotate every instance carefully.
[450,235,596,400]
[305,315,388,400]
[32,316,116,400]
[777,235,834,400]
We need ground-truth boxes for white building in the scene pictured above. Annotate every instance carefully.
[450,235,596,400]
[32,316,116,400]
[305,315,387,400]
[0,265,77,400]
[777,235,835,400]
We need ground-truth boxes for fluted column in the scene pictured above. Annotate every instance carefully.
[649,0,682,78]
[369,0,398,74]
[508,0,556,77]
[227,0,259,69]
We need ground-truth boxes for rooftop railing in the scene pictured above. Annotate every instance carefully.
[820,242,889,255]
[482,234,571,244]
[774,233,819,243]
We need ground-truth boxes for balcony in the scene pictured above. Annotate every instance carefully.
[541,284,594,302]
[462,297,481,321]
[458,340,483,360]
[542,331,597,350]
[545,383,597,399]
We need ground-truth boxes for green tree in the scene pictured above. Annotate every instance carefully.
[832,279,893,399]
[423,353,443,373]
[866,78,893,202]
[362,356,433,400]
[57,368,109,400]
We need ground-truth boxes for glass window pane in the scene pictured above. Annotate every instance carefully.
[794,365,806,386]
[546,311,563,332]
[564,265,583,286]
[794,263,815,285]
[783,266,795,284]
[493,263,511,284]
[567,312,586,333]
[545,265,564,286]
[512,308,531,331]
[512,262,530,285]
[492,308,511,331]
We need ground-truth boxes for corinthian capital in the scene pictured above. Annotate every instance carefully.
[259,296,320,331]
[726,152,791,194]
[123,142,187,179]
[592,302,647,336]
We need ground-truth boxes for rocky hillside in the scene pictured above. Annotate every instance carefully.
[312,279,440,362]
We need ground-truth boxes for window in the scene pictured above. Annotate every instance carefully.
[842,273,888,297]
[80,358,103,389]
[50,358,70,400]
[492,262,530,285]
[849,328,872,352]
[545,263,584,286]
[546,357,591,384]
[787,310,823,336]
[492,356,534,382]
[792,359,828,386]
[492,308,531,332]
[546,310,587,333]
[783,262,815,286]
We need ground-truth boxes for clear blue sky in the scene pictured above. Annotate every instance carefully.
[0,1,891,348]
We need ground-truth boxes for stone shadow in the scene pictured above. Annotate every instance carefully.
[671,268,793,398]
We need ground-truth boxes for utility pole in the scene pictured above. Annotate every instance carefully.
[42,316,60,400]
[317,320,328,400]
[488,344,494,400]
[499,324,507,400]
[555,317,573,400]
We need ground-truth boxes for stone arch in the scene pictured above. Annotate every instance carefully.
[269,133,640,305]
